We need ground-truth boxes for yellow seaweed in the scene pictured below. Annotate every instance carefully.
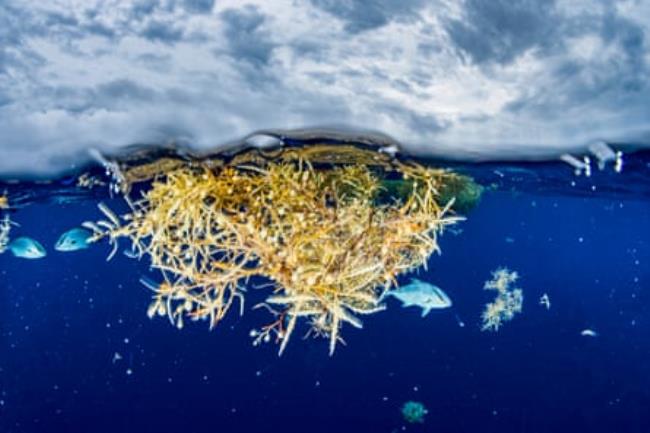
[88,144,470,355]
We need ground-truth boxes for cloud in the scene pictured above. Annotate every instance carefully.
[445,0,558,65]
[309,0,427,33]
[502,7,649,121]
[218,6,275,67]
[0,0,649,176]
[182,0,215,14]
[140,19,184,43]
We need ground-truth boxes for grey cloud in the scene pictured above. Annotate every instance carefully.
[376,101,447,135]
[309,0,426,33]
[45,86,95,113]
[136,52,172,71]
[417,41,441,58]
[446,0,558,65]
[0,4,31,49]
[306,72,337,86]
[182,0,215,14]
[84,21,117,39]
[0,90,11,107]
[96,79,157,102]
[219,6,274,67]
[131,0,161,20]
[141,20,184,43]
[1,0,649,177]
[505,9,648,117]
[35,80,159,114]
[290,40,330,62]
[285,92,353,123]
[402,112,447,135]
[45,11,79,28]
[24,0,216,46]
[0,3,46,101]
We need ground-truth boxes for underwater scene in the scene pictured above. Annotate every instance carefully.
[0,134,649,433]
[3,1,650,432]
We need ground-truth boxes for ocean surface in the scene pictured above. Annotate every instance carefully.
[1,144,649,433]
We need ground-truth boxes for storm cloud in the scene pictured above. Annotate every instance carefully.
[0,0,649,175]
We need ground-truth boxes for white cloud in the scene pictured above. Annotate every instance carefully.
[0,0,649,175]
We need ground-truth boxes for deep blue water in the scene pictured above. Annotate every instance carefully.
[1,151,649,433]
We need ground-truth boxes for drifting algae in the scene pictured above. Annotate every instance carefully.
[481,268,524,332]
[85,141,478,355]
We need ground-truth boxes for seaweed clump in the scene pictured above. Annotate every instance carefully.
[401,401,428,424]
[0,215,11,253]
[87,144,472,355]
[0,192,11,254]
[481,267,523,332]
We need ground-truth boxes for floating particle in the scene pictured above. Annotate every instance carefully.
[539,293,551,310]
[581,329,598,337]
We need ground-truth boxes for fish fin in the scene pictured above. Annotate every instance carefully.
[433,289,451,306]
[421,307,432,318]
[410,278,422,284]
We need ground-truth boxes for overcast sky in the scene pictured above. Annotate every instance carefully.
[1,0,649,174]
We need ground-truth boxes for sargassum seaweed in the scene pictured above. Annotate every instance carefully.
[480,267,523,332]
[87,148,466,355]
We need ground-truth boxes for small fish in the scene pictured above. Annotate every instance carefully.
[8,237,46,259]
[55,227,93,252]
[383,278,452,317]
[581,329,598,337]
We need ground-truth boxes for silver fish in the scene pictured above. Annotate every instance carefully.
[55,227,93,252]
[383,278,452,317]
[8,237,47,259]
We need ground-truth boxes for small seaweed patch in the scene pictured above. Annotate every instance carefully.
[481,268,524,332]
[0,215,12,254]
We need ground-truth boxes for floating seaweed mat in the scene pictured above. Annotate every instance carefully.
[85,141,481,355]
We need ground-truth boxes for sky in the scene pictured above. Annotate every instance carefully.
[1,0,649,175]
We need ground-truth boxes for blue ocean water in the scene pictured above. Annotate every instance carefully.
[1,150,649,433]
